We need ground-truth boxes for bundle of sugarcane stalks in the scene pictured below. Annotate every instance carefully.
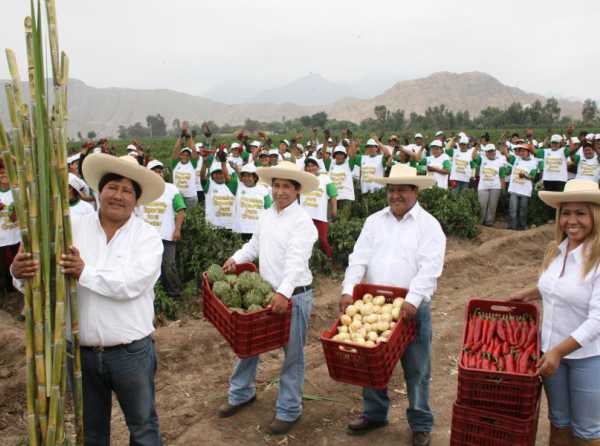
[0,1,83,445]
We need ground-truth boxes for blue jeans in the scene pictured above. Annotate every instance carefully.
[362,301,433,432]
[508,192,529,230]
[452,181,470,193]
[80,336,161,446]
[543,355,600,440]
[228,289,313,422]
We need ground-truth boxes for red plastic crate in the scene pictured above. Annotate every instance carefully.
[457,299,542,417]
[450,401,540,446]
[320,284,416,389]
[202,263,292,359]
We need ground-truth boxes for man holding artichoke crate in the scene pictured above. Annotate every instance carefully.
[339,164,446,446]
[219,161,318,436]
[12,154,166,446]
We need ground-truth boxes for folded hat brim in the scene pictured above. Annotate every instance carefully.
[256,166,319,193]
[82,154,165,205]
[371,176,436,190]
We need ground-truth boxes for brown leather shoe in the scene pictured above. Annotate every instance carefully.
[346,416,388,436]
[413,431,431,446]
[216,395,256,418]
[267,417,300,435]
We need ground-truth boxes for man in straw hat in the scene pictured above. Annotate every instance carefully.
[11,153,166,445]
[339,165,446,446]
[218,161,318,435]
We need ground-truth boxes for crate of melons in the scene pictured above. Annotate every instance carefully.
[320,284,416,388]
[202,263,292,359]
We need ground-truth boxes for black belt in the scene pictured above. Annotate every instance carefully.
[292,285,312,296]
[80,335,150,352]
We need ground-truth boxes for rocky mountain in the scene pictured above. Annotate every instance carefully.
[326,71,582,122]
[0,72,583,139]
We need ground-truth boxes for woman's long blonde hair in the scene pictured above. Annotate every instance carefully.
[542,203,600,276]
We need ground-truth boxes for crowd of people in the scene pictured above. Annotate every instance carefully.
[2,127,600,445]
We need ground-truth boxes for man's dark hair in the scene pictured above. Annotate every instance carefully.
[511,133,520,138]
[583,141,593,149]
[98,173,142,199]
[272,178,301,191]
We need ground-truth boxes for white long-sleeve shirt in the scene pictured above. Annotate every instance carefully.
[232,201,317,299]
[15,212,163,347]
[342,203,446,308]
[538,239,600,359]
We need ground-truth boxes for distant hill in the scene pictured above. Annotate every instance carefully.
[325,71,582,122]
[0,72,584,139]
[251,73,356,106]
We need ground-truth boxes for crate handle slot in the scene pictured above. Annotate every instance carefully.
[338,345,358,354]
[489,304,516,312]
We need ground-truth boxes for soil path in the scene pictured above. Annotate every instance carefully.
[0,224,553,445]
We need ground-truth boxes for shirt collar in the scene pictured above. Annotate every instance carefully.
[383,201,422,222]
[558,238,584,265]
[92,210,136,238]
[274,200,300,216]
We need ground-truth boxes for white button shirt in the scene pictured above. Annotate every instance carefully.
[73,212,163,346]
[342,203,446,308]
[538,239,600,359]
[232,201,317,298]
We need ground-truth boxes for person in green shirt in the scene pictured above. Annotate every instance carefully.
[254,150,270,168]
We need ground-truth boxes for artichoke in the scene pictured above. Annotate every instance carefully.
[225,274,238,286]
[207,264,226,285]
[223,288,242,308]
[212,281,231,301]
[236,271,263,294]
[262,291,275,308]
[243,289,264,309]
[256,280,272,296]
[247,304,263,312]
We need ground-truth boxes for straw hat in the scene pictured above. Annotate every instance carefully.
[256,161,319,193]
[539,180,600,209]
[82,153,165,205]
[372,164,435,190]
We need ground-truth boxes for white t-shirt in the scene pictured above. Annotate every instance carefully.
[449,148,474,182]
[508,156,539,197]
[328,160,355,201]
[173,160,197,198]
[141,183,182,241]
[233,183,270,235]
[360,154,385,193]
[426,154,450,189]
[575,155,600,182]
[0,190,19,247]
[478,157,505,191]
[301,174,334,222]
[541,147,568,182]
[205,180,235,230]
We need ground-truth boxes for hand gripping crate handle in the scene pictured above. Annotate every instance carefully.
[337,344,359,354]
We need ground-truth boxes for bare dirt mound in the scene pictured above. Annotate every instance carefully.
[0,224,554,445]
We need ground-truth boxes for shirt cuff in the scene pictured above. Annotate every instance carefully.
[78,264,96,290]
[341,282,355,296]
[571,325,591,348]
[405,291,427,309]
[276,282,294,299]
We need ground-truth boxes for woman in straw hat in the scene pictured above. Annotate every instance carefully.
[12,153,166,445]
[509,179,600,445]
[218,161,318,436]
[340,165,446,446]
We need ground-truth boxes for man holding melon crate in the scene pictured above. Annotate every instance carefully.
[339,164,446,446]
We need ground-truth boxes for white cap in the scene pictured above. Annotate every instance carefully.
[595,134,600,141]
[484,144,496,152]
[180,147,192,154]
[435,131,444,137]
[316,144,324,152]
[333,146,347,155]
[414,133,423,139]
[296,143,304,151]
[67,153,81,165]
[250,140,261,148]
[305,156,319,165]
[147,160,164,170]
[429,140,443,148]
[268,148,280,156]
[306,141,313,147]
[586,133,595,141]
[195,142,205,151]
[282,139,290,147]
[209,162,223,175]
[68,173,86,193]
[240,163,257,175]
[258,150,269,157]
[93,147,102,154]
[327,137,334,143]
[459,136,469,145]
[458,132,467,138]
[126,144,137,152]
[570,137,581,145]
[230,142,242,150]
[550,134,562,143]
[365,138,378,147]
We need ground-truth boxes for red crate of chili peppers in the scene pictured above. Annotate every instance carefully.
[457,299,542,417]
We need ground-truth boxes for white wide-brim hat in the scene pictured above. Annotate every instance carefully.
[539,179,600,209]
[372,164,435,190]
[256,161,319,193]
[82,153,165,205]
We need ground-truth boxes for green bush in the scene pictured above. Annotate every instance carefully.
[527,186,555,226]
[418,187,480,239]
[153,283,178,321]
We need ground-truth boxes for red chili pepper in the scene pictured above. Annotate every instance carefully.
[510,317,519,332]
[502,341,510,355]
[466,316,475,346]
[468,353,477,368]
[514,325,522,346]
[482,318,489,344]
[506,353,515,373]
[492,343,502,361]
[473,314,483,343]
[461,352,469,367]
[470,340,483,353]
[487,318,497,344]
[517,344,535,374]
[482,354,491,370]
[490,361,497,371]
[476,355,483,369]
[496,319,506,342]
[506,318,516,345]
[497,355,505,371]
[525,321,537,348]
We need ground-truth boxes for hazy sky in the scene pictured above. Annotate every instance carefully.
[2,0,599,100]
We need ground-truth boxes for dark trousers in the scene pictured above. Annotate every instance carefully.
[160,240,181,298]
[0,243,18,293]
[312,219,333,258]
[543,180,566,192]
[240,233,253,242]
[81,336,161,446]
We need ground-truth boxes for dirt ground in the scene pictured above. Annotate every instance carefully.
[0,224,554,445]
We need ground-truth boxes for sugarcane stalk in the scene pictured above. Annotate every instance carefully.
[44,0,61,86]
